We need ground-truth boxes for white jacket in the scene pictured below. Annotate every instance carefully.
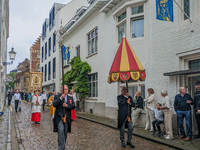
[32,95,43,113]
[144,94,156,109]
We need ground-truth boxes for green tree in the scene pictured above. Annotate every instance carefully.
[64,57,91,112]
[6,72,17,90]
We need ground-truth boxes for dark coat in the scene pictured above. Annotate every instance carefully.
[53,94,75,132]
[135,96,144,108]
[117,94,135,129]
[7,93,12,101]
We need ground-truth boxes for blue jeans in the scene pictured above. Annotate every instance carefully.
[177,110,192,137]
[15,100,19,112]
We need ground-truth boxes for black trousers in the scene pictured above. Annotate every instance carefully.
[43,100,46,111]
[152,120,163,132]
[15,100,19,112]
[195,110,200,135]
[120,119,133,143]
[8,100,11,105]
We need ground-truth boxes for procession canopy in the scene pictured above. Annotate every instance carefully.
[108,35,146,83]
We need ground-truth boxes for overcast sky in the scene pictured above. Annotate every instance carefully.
[7,0,72,73]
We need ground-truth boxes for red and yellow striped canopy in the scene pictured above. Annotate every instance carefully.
[108,36,146,83]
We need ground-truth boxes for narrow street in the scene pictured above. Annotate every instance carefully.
[3,101,175,150]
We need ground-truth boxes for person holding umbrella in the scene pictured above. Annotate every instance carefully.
[117,87,135,148]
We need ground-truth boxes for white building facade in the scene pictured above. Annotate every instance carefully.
[0,0,9,112]
[40,0,89,93]
[58,0,200,134]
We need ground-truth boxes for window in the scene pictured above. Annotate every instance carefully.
[53,58,56,78]
[41,67,43,74]
[88,28,98,56]
[184,0,190,20]
[42,47,44,62]
[45,64,47,82]
[118,11,126,22]
[132,18,144,38]
[42,21,47,40]
[49,37,51,56]
[76,46,80,57]
[48,61,51,80]
[189,59,200,69]
[132,5,143,15]
[128,86,138,101]
[45,42,47,60]
[116,5,144,43]
[118,22,126,43]
[53,33,56,52]
[49,6,55,31]
[88,73,98,97]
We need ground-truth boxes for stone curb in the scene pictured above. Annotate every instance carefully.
[76,113,198,150]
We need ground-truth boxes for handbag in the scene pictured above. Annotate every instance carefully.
[18,102,21,112]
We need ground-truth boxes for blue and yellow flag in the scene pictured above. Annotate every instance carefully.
[63,44,70,61]
[156,0,173,22]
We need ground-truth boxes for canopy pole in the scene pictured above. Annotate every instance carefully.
[173,0,192,23]
[126,81,128,92]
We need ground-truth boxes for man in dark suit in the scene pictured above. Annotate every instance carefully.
[7,92,13,106]
[53,85,75,150]
[118,87,135,148]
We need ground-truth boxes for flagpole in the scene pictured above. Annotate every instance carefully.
[173,0,192,23]
[61,41,66,123]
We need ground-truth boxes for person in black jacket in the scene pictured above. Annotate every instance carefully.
[132,91,143,127]
[7,92,13,106]
[118,87,135,148]
[174,87,194,141]
[53,85,75,150]
[194,81,200,138]
[197,102,200,114]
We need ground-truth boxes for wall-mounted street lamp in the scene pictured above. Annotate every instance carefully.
[3,47,17,66]
[9,47,17,60]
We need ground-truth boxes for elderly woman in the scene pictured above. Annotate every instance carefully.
[144,88,156,131]
[132,91,144,126]
[160,89,173,139]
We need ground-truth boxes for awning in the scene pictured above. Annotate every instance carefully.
[164,68,200,76]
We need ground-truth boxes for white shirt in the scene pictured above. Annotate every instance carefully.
[162,96,173,111]
[149,107,164,121]
[60,95,68,103]
[13,93,21,101]
[41,94,47,100]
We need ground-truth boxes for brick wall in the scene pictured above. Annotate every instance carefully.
[30,37,41,72]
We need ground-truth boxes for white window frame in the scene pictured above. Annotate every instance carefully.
[115,2,145,45]
[87,27,98,56]
[88,73,98,98]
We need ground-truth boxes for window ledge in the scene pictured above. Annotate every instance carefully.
[86,52,98,59]
[86,97,98,101]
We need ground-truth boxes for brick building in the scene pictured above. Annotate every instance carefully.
[15,58,30,92]
[30,37,41,72]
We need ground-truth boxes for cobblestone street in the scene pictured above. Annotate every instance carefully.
[4,101,175,150]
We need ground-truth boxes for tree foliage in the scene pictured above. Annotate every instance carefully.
[64,57,91,99]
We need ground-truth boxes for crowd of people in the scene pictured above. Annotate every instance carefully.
[118,81,200,148]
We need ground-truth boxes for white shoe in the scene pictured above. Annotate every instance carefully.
[165,135,171,140]
[150,129,154,132]
[163,135,167,138]
[145,127,149,130]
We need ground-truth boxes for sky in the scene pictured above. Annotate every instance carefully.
[7,0,72,73]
